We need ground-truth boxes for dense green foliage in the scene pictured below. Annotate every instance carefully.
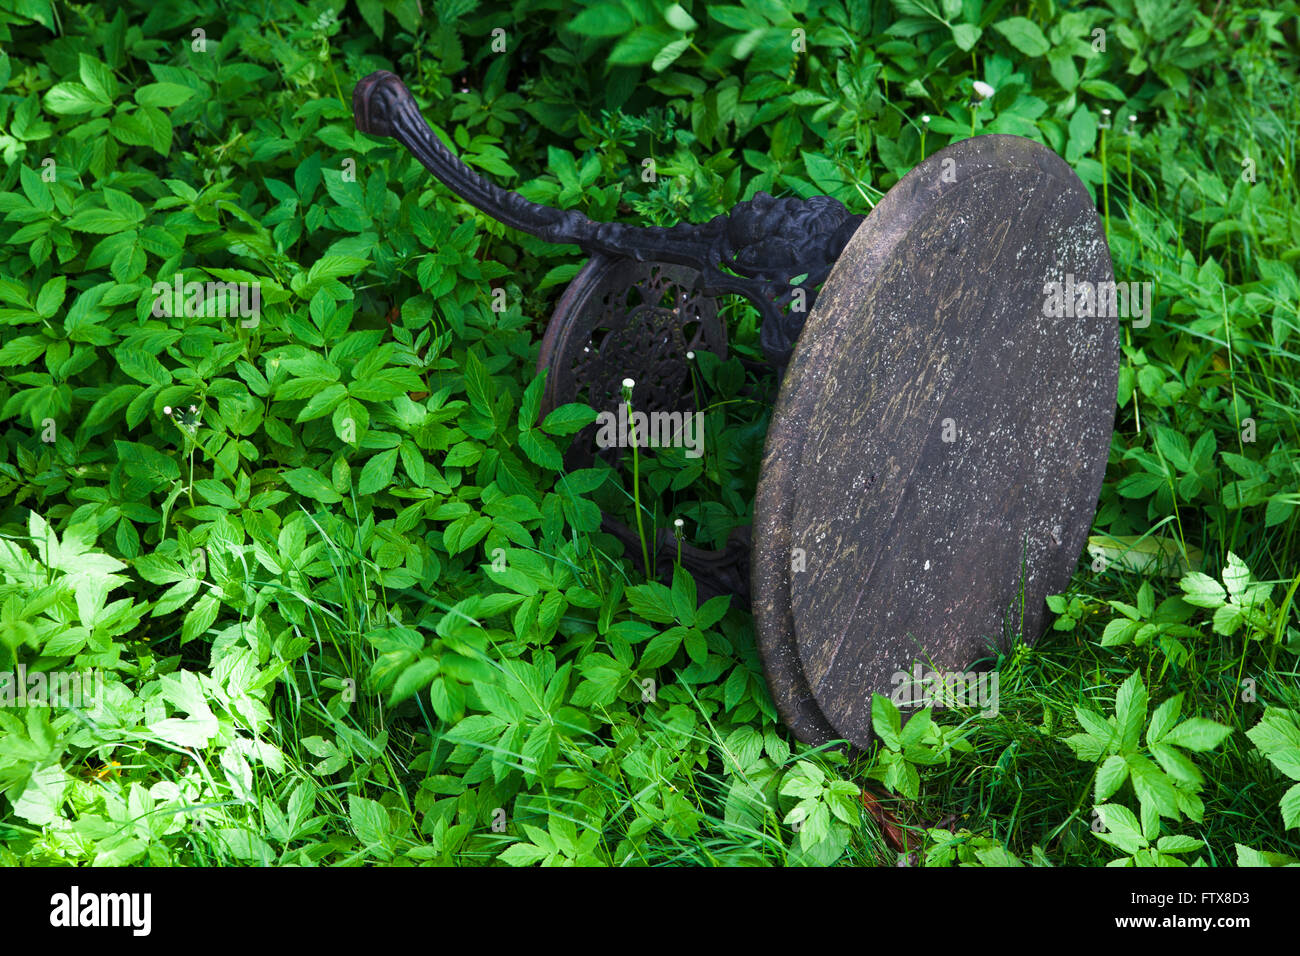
[0,0,1297,866]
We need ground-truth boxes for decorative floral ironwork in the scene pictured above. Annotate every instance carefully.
[353,70,863,364]
[538,255,723,462]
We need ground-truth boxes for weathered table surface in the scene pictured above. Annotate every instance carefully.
[752,134,1118,748]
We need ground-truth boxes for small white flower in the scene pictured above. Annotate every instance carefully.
[189,405,197,414]
[921,114,931,125]
[622,377,635,389]
[674,518,684,528]
[972,81,995,101]
[163,406,172,415]
[686,351,695,360]
[1128,113,1137,123]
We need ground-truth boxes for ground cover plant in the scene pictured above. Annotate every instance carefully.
[0,0,1297,867]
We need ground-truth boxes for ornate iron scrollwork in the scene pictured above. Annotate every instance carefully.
[353,70,864,364]
[538,255,725,469]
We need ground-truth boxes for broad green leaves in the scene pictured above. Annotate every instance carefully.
[1065,672,1231,863]
[1178,553,1277,639]
[1246,709,1300,830]
[865,694,972,802]
[992,17,1050,57]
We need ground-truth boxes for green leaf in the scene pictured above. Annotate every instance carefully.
[1114,671,1147,752]
[1222,552,1251,597]
[10,763,72,826]
[1094,803,1145,854]
[1125,752,1179,818]
[520,371,546,430]
[1146,693,1183,746]
[670,566,697,624]
[951,23,981,52]
[1150,742,1203,787]
[1179,572,1226,608]
[35,276,65,317]
[1047,47,1078,92]
[136,82,196,108]
[282,467,343,504]
[1162,718,1232,752]
[499,842,549,866]
[66,207,139,233]
[297,383,347,422]
[44,82,108,115]
[1065,106,1096,163]
[627,582,678,623]
[871,694,902,751]
[1095,754,1129,803]
[609,25,678,66]
[1156,834,1203,854]
[568,3,636,37]
[653,36,692,72]
[1281,783,1300,830]
[542,403,597,436]
[358,448,398,495]
[641,628,685,668]
[663,3,698,31]
[518,428,562,471]
[1236,844,1300,867]
[464,348,492,415]
[348,795,391,850]
[993,17,1050,56]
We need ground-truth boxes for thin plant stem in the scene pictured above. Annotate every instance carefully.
[625,393,651,578]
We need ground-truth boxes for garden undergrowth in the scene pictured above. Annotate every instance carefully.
[0,0,1297,866]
